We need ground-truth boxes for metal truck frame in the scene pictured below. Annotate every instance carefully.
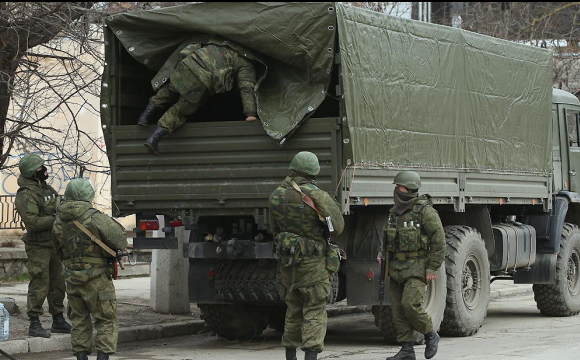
[101,2,580,342]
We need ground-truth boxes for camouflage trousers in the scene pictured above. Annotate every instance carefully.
[66,272,118,354]
[150,80,207,133]
[389,277,433,343]
[282,279,330,352]
[24,243,66,317]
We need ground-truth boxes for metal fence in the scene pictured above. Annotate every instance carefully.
[0,195,23,230]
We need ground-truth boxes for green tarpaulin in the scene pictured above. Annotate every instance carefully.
[104,2,336,142]
[103,2,553,174]
[336,4,553,174]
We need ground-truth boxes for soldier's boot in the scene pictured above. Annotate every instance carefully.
[96,350,110,360]
[28,316,51,338]
[51,313,72,334]
[286,348,297,360]
[75,351,89,360]
[304,350,318,360]
[424,331,440,359]
[386,342,415,360]
[144,126,169,156]
[138,103,167,127]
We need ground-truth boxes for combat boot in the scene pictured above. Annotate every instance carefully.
[138,103,167,126]
[286,348,297,360]
[424,331,440,359]
[304,350,318,360]
[51,313,72,334]
[28,316,50,338]
[75,352,89,360]
[144,126,169,156]
[96,350,110,360]
[386,342,415,360]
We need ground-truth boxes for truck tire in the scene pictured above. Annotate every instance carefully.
[329,272,339,304]
[440,225,490,336]
[199,304,269,340]
[372,264,446,344]
[372,305,398,344]
[533,223,580,316]
[216,260,285,303]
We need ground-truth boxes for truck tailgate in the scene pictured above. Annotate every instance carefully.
[111,118,341,215]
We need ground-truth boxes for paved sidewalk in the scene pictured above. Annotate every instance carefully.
[0,277,532,357]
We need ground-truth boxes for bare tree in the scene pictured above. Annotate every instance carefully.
[1,2,95,168]
[0,2,191,182]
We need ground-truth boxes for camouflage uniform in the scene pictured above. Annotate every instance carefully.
[52,179,128,357]
[385,195,445,343]
[151,42,258,132]
[15,175,66,319]
[269,152,344,356]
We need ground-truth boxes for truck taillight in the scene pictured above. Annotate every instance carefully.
[169,219,183,227]
[139,220,159,231]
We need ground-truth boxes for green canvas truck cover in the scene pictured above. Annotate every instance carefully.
[102,2,553,175]
[336,4,553,175]
[102,2,336,142]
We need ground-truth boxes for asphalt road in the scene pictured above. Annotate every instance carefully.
[9,292,580,360]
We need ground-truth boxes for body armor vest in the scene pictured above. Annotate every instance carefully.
[386,198,431,255]
[61,209,106,265]
[271,179,326,266]
[17,184,58,244]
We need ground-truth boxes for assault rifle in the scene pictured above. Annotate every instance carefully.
[379,214,396,306]
[378,229,388,306]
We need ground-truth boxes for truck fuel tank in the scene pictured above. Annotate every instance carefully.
[490,223,536,272]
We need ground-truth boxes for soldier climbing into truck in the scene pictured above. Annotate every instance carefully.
[137,38,260,156]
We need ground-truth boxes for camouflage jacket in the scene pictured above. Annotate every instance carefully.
[269,175,344,288]
[53,200,128,284]
[384,196,445,283]
[15,176,59,247]
[170,41,257,117]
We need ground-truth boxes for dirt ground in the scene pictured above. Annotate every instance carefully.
[6,286,202,341]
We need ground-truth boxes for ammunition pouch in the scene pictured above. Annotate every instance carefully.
[392,250,429,261]
[325,243,340,273]
[275,232,324,267]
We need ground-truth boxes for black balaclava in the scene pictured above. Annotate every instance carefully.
[33,166,49,182]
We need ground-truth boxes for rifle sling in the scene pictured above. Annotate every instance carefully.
[72,220,117,258]
[291,181,326,222]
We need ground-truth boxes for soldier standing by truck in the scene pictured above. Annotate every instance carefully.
[382,171,445,360]
[14,153,71,338]
[137,39,259,156]
[52,178,128,360]
[269,151,345,360]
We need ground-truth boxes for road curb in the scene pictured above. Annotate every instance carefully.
[0,320,206,356]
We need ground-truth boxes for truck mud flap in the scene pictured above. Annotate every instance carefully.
[133,237,178,249]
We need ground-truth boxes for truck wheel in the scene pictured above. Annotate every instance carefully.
[533,223,580,316]
[372,264,446,345]
[440,225,490,336]
[372,305,398,344]
[329,272,339,304]
[199,304,268,340]
[216,260,285,303]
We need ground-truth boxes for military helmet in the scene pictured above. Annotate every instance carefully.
[393,171,421,190]
[64,178,95,202]
[289,151,320,176]
[19,153,45,178]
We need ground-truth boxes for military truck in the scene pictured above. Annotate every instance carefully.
[101,2,580,342]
